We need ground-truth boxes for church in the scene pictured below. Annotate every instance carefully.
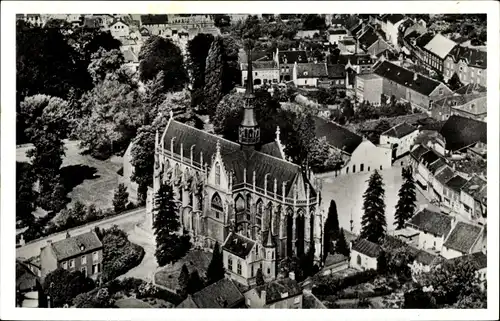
[147,53,323,285]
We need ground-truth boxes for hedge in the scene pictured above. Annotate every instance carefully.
[312,269,379,296]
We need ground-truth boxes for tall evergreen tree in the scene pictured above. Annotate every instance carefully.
[255,268,265,286]
[394,166,417,230]
[377,250,388,274]
[186,33,215,108]
[177,264,190,297]
[335,228,350,257]
[187,270,204,294]
[112,183,129,213]
[322,199,340,261]
[360,170,387,244]
[153,183,191,267]
[204,36,224,116]
[206,241,225,284]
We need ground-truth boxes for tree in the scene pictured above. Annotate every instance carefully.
[186,33,215,107]
[44,268,95,307]
[16,162,37,228]
[213,14,231,28]
[301,14,326,30]
[206,241,225,284]
[447,72,463,91]
[178,264,190,297]
[367,120,391,145]
[323,199,340,260]
[394,166,417,229]
[87,48,125,84]
[138,36,187,91]
[153,183,191,267]
[203,36,225,116]
[341,98,355,121]
[187,270,204,294]
[255,268,265,286]
[73,287,114,308]
[113,183,129,213]
[335,228,350,257]
[360,170,387,244]
[377,250,388,274]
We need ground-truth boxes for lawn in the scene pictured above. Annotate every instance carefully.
[320,162,432,235]
[114,297,153,308]
[16,140,126,210]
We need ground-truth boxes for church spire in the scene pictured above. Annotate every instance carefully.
[239,48,260,148]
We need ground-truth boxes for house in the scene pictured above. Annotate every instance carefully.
[443,46,486,86]
[325,64,347,89]
[328,18,344,29]
[39,231,103,282]
[443,175,469,213]
[338,54,375,74]
[382,14,407,48]
[109,19,130,39]
[454,83,487,95]
[439,115,487,153]
[409,144,430,170]
[430,92,487,122]
[297,30,320,39]
[243,276,303,308]
[140,14,169,36]
[292,62,328,87]
[380,122,419,159]
[222,232,276,286]
[355,73,383,105]
[239,49,272,64]
[372,60,453,111]
[177,278,245,308]
[328,29,348,45]
[414,149,441,190]
[321,254,349,276]
[313,117,392,176]
[446,251,487,291]
[403,31,434,65]
[357,27,390,56]
[350,238,381,271]
[406,208,454,252]
[441,221,485,259]
[16,261,45,308]
[421,33,457,73]
[241,61,279,86]
[349,22,365,38]
[460,175,487,223]
[382,235,438,276]
[274,49,309,82]
[338,39,357,54]
[430,165,455,205]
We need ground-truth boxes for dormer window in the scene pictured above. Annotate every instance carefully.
[80,245,85,251]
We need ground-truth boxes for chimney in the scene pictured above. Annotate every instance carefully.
[289,271,295,280]
[413,72,418,81]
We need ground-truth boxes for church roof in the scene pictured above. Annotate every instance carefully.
[260,141,284,159]
[223,232,255,258]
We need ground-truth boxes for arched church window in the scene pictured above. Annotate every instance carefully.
[211,193,223,212]
[246,194,252,210]
[357,254,362,265]
[256,199,263,227]
[235,194,245,213]
[215,162,221,185]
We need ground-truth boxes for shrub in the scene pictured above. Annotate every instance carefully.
[312,269,379,296]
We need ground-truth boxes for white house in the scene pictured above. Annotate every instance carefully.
[350,238,380,271]
[443,175,469,213]
[380,122,419,159]
[446,251,487,291]
[328,29,348,45]
[383,14,408,48]
[321,254,349,276]
[292,62,328,87]
[296,30,320,39]
[441,221,485,259]
[241,61,279,86]
[109,20,130,39]
[459,174,487,223]
[405,208,454,252]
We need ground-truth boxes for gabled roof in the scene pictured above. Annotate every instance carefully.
[278,50,308,64]
[239,50,272,64]
[410,144,429,161]
[439,115,487,151]
[16,261,39,291]
[349,23,363,36]
[324,253,348,267]
[296,63,328,79]
[313,117,363,155]
[358,27,380,49]
[414,249,438,266]
[384,14,406,25]
[338,54,374,66]
[327,64,346,79]
[260,141,284,159]
[189,278,244,308]
[140,14,168,25]
[420,150,440,166]
[406,209,453,237]
[352,238,381,258]
[415,32,434,48]
[427,158,447,174]
[328,29,347,35]
[447,45,486,69]
[461,175,487,201]
[454,83,487,95]
[445,175,469,193]
[434,166,455,185]
[424,34,457,59]
[109,18,128,27]
[381,122,417,139]
[50,231,103,261]
[447,251,487,270]
[223,232,255,259]
[241,61,278,70]
[330,18,344,26]
[255,278,302,304]
[444,222,483,254]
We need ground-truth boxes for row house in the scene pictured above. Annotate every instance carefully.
[443,46,487,86]
[442,174,469,213]
[244,276,303,308]
[402,31,434,65]
[140,14,169,36]
[292,62,328,87]
[372,60,453,112]
[406,208,454,252]
[430,165,455,205]
[40,231,103,282]
[338,54,375,75]
[274,49,309,82]
[328,29,349,45]
[380,122,419,160]
[430,92,487,122]
[421,33,457,73]
[380,14,408,48]
[357,26,390,56]
[460,175,487,224]
[241,61,279,86]
[441,221,486,259]
[325,64,347,90]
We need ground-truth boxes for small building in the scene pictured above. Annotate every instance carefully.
[380,122,419,159]
[109,19,130,40]
[406,208,453,252]
[422,33,457,73]
[40,231,103,282]
[274,49,309,82]
[441,221,485,259]
[382,14,407,48]
[439,115,487,154]
[430,93,487,122]
[357,26,390,56]
[16,261,45,308]
[321,253,349,275]
[177,278,245,308]
[325,64,347,89]
[355,73,383,105]
[460,174,487,223]
[444,46,486,86]
[446,251,487,291]
[241,61,279,86]
[328,29,348,45]
[292,62,328,88]
[296,29,320,39]
[338,54,375,74]
[350,238,381,271]
[243,276,303,308]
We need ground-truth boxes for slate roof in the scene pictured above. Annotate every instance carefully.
[384,14,406,25]
[327,64,346,79]
[223,233,255,259]
[338,54,374,66]
[445,175,469,193]
[406,209,453,237]
[461,175,487,201]
[434,166,455,185]
[358,27,380,49]
[241,61,278,70]
[278,50,308,64]
[350,23,364,37]
[439,115,487,151]
[163,120,305,196]
[424,34,457,59]
[444,222,483,254]
[382,235,408,251]
[189,278,244,308]
[260,141,283,159]
[410,145,429,161]
[382,236,437,266]
[329,29,347,35]
[414,249,438,266]
[433,93,487,116]
[454,83,487,95]
[256,278,302,304]
[296,63,328,79]
[239,50,272,64]
[330,18,344,26]
[420,150,440,166]
[352,238,381,258]
[382,122,417,139]
[415,32,434,48]
[50,231,103,261]
[373,61,442,96]
[16,261,39,292]
[324,253,348,267]
[427,158,447,174]
[140,14,168,25]
[313,117,363,155]
[447,45,486,69]
[447,251,487,270]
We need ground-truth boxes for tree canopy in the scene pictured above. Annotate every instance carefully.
[360,170,387,244]
[394,166,417,229]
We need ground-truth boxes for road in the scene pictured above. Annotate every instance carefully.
[16,207,146,260]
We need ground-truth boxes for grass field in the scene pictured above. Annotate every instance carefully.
[16,140,126,210]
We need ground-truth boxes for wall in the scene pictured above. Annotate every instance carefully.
[343,140,392,175]
[265,294,302,309]
[329,33,347,45]
[417,232,444,252]
[440,245,463,260]
[444,56,486,86]
[321,261,349,275]
[380,130,419,158]
[223,251,250,285]
[40,246,58,281]
[366,40,390,56]
[295,77,319,87]
[110,22,129,39]
[350,251,377,271]
[356,76,384,105]
[460,191,476,221]
[58,250,103,280]
[242,69,280,86]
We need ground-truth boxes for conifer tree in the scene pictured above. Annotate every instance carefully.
[360,170,387,244]
[187,270,204,294]
[394,166,417,230]
[377,250,388,274]
[206,241,225,284]
[153,183,191,267]
[335,228,350,257]
[178,264,190,297]
[204,36,224,116]
[255,268,265,286]
[112,183,129,213]
[322,199,340,261]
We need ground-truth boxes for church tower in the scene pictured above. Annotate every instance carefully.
[262,216,276,280]
[239,49,260,148]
